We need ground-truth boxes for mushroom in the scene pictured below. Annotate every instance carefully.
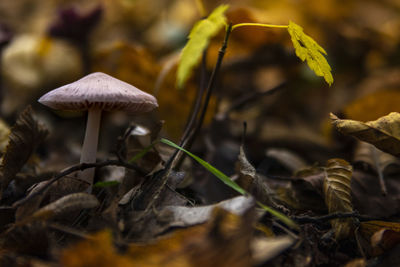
[38,72,158,190]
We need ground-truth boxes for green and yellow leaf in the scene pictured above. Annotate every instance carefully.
[176,4,229,88]
[331,112,400,157]
[287,21,333,86]
[323,158,354,240]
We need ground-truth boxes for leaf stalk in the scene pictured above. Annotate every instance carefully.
[232,23,288,30]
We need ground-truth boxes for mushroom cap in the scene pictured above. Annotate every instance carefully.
[38,72,158,113]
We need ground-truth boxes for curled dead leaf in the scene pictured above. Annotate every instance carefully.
[0,106,48,199]
[360,220,400,241]
[360,220,400,256]
[29,193,99,222]
[236,145,273,206]
[323,158,354,240]
[353,141,400,175]
[331,112,400,157]
[371,228,400,255]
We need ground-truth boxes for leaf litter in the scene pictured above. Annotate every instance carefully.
[1,1,400,266]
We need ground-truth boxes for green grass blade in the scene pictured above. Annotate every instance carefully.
[256,201,299,230]
[93,181,120,188]
[161,138,246,195]
[160,138,298,229]
[128,142,158,163]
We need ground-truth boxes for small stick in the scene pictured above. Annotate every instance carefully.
[292,211,376,224]
[172,23,233,169]
[219,81,287,120]
[180,50,208,146]
[187,23,233,145]
[13,160,146,208]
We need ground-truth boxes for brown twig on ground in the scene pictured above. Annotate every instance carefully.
[292,211,376,224]
[12,160,146,208]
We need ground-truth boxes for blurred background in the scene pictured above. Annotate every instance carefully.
[0,0,399,181]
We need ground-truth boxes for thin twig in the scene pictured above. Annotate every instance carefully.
[13,160,146,208]
[292,211,377,224]
[188,23,232,145]
[115,125,135,162]
[172,23,233,170]
[180,49,208,146]
[219,81,287,120]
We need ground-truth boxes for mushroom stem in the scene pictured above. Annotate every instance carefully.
[80,107,101,187]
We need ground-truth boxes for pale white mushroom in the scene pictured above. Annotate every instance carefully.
[38,72,158,190]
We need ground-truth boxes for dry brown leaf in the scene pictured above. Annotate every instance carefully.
[235,145,273,206]
[353,141,400,195]
[323,158,354,240]
[127,207,253,267]
[62,208,254,267]
[360,220,400,240]
[61,230,134,267]
[371,229,400,255]
[351,169,400,218]
[1,224,49,258]
[0,106,48,198]
[275,164,326,212]
[359,220,400,256]
[331,112,400,157]
[289,173,326,212]
[353,141,400,175]
[29,193,99,222]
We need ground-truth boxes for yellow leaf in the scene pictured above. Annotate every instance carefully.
[323,158,354,240]
[287,21,333,86]
[331,112,400,157]
[176,4,229,88]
